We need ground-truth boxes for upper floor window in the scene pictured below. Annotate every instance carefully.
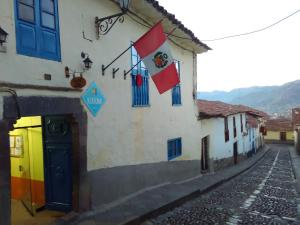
[249,128,251,141]
[224,117,229,142]
[233,116,237,138]
[168,137,182,160]
[131,45,149,107]
[240,114,243,132]
[15,0,61,61]
[172,61,181,106]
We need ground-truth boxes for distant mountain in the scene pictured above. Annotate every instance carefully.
[198,80,300,117]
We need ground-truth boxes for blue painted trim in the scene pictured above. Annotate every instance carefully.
[15,0,61,61]
[167,137,182,161]
[172,60,182,106]
[131,44,150,107]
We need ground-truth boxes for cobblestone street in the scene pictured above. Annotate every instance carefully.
[144,145,299,225]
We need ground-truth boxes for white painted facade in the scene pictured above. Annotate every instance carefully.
[200,112,264,169]
[200,113,248,161]
[0,0,207,171]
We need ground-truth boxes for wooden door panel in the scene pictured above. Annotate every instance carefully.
[43,116,72,212]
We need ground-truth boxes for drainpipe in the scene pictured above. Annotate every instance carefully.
[0,87,21,120]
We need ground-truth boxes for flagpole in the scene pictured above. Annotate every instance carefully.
[102,44,133,75]
[123,27,177,78]
[102,20,168,76]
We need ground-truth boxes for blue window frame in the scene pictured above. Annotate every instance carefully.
[131,45,149,107]
[172,60,181,105]
[168,138,182,160]
[15,0,61,61]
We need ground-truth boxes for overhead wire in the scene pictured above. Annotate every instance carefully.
[126,11,195,52]
[128,8,300,42]
[202,9,300,41]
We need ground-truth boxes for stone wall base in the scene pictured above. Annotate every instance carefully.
[265,140,294,145]
[89,160,201,209]
[213,154,248,172]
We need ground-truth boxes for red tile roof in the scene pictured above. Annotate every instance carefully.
[265,118,293,131]
[197,100,268,119]
[247,115,258,128]
[234,105,269,118]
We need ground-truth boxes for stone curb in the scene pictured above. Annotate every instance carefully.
[124,146,270,225]
[289,147,300,193]
[288,146,300,222]
[53,146,270,225]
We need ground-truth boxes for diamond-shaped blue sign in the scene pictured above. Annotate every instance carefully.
[81,82,106,117]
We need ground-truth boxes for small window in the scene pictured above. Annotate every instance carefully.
[41,0,54,13]
[172,60,181,105]
[18,0,35,23]
[233,116,237,138]
[249,128,251,141]
[224,117,229,142]
[131,45,149,107]
[41,0,55,29]
[168,138,182,160]
[240,114,243,132]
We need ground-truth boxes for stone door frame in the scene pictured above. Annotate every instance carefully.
[0,96,89,225]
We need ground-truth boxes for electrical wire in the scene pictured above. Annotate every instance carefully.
[127,10,192,40]
[126,11,195,52]
[202,9,300,41]
[128,8,300,42]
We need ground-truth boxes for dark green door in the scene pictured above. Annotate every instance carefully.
[233,142,238,164]
[42,116,72,212]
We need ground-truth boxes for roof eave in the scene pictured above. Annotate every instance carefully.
[128,0,211,53]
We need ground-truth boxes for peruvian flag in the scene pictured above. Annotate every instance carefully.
[133,22,180,94]
[136,74,143,87]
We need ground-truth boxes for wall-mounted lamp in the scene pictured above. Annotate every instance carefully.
[95,0,131,37]
[119,0,130,12]
[0,27,8,45]
[81,52,93,70]
[0,27,8,46]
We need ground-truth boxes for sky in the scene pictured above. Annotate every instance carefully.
[158,0,300,92]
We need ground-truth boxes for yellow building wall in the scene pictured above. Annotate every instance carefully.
[10,116,45,206]
[265,131,280,140]
[265,130,294,141]
[287,131,294,141]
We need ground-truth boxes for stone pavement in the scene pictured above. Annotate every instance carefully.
[146,144,298,225]
[53,146,270,225]
[289,145,300,222]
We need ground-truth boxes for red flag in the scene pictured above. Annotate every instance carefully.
[136,74,143,87]
[133,22,179,94]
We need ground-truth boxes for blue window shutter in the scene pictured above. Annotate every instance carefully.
[167,138,182,161]
[15,0,61,61]
[172,61,181,105]
[168,142,172,160]
[39,0,61,61]
[15,0,38,56]
[131,45,149,107]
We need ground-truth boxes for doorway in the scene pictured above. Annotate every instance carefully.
[10,115,73,225]
[280,132,287,141]
[201,136,209,172]
[233,142,238,164]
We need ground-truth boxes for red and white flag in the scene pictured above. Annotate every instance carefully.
[133,22,179,94]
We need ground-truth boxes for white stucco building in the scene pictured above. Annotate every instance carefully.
[292,108,300,152]
[197,100,265,171]
[0,0,211,224]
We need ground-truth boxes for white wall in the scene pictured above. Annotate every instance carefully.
[200,113,247,160]
[0,0,203,171]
